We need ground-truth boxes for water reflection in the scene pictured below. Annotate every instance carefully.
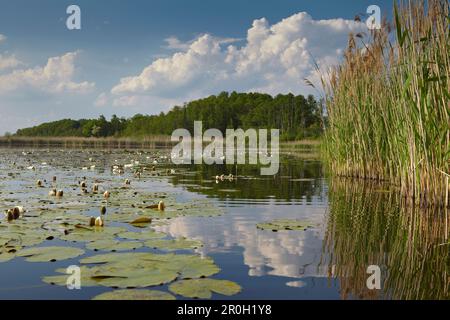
[157,204,327,279]
[324,179,450,299]
[170,158,325,202]
[157,158,330,282]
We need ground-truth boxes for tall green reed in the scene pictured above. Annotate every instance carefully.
[322,0,450,207]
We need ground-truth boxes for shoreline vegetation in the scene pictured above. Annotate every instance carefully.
[11,92,323,142]
[321,0,450,208]
[0,135,320,150]
[0,136,173,149]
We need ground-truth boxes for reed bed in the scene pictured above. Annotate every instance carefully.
[0,135,172,149]
[322,0,450,207]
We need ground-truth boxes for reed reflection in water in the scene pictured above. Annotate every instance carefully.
[324,179,450,299]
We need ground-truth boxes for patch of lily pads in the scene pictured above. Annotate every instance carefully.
[144,237,202,251]
[256,219,315,232]
[169,279,242,299]
[0,149,241,300]
[86,239,143,252]
[44,251,221,289]
[92,289,175,300]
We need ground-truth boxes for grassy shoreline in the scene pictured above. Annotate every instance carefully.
[0,136,173,149]
[0,135,320,149]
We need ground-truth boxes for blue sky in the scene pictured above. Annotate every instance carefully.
[0,0,393,134]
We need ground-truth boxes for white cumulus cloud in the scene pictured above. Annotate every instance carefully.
[0,51,95,94]
[111,12,366,105]
[0,54,22,71]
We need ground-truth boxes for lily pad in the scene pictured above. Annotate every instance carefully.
[17,246,85,262]
[145,238,202,251]
[61,226,126,243]
[169,279,241,299]
[93,268,178,288]
[117,230,165,241]
[86,239,143,252]
[43,266,104,287]
[256,219,314,232]
[0,245,21,262]
[92,289,175,300]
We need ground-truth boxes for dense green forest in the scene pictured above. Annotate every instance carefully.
[15,92,323,141]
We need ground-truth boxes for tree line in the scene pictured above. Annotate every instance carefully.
[15,92,324,141]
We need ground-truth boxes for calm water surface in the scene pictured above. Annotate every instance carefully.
[0,147,448,299]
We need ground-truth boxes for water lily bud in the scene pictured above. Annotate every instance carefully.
[104,191,110,199]
[12,207,21,219]
[158,201,165,211]
[6,209,14,221]
[92,184,99,193]
[95,216,104,227]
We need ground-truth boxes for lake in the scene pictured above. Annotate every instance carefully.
[0,147,448,299]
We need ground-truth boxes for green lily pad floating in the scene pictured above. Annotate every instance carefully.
[92,289,175,300]
[118,230,166,241]
[145,238,202,251]
[2,231,48,247]
[168,255,220,279]
[0,245,21,262]
[171,200,224,217]
[80,252,219,278]
[61,226,126,243]
[93,268,179,288]
[17,246,85,262]
[45,252,220,289]
[43,266,104,287]
[86,239,143,252]
[169,279,241,299]
[0,238,10,247]
[256,219,314,232]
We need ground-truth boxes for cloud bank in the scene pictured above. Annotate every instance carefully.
[0,51,95,94]
[111,12,366,106]
[0,54,22,71]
